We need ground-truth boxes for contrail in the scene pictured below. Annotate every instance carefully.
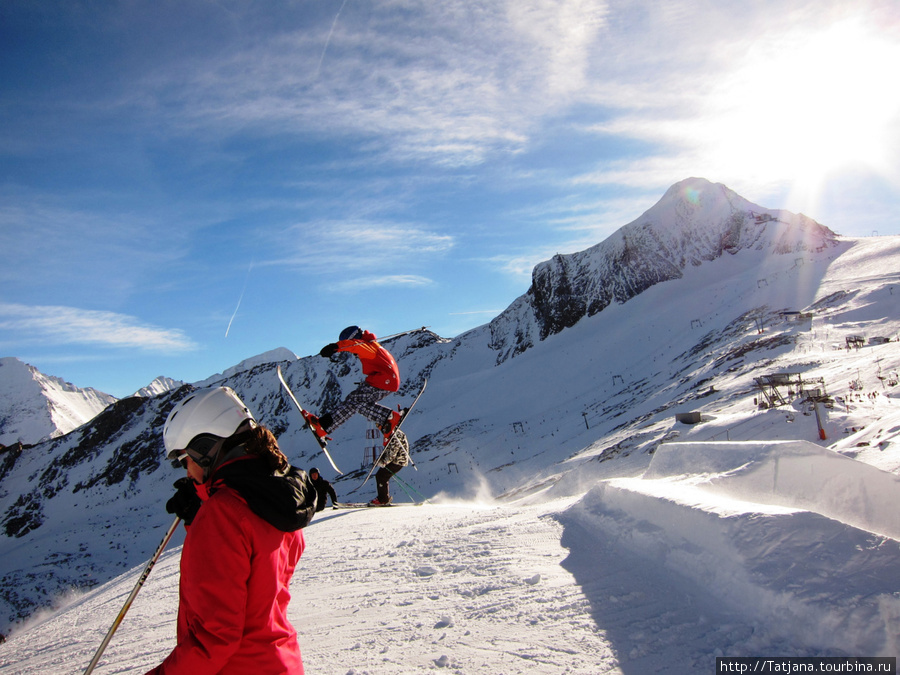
[315,0,350,79]
[225,261,254,338]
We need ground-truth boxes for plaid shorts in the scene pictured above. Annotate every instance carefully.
[327,382,392,431]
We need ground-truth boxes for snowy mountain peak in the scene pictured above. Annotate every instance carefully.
[0,357,116,446]
[132,376,185,399]
[194,347,298,387]
[638,177,834,255]
[488,177,838,362]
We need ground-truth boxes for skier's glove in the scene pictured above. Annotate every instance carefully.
[320,343,338,358]
[166,477,202,525]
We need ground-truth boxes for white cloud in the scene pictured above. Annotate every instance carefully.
[264,220,455,273]
[0,303,197,352]
[330,274,434,292]
[132,0,611,166]
[449,309,503,316]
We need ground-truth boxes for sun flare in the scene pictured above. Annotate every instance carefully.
[705,19,900,191]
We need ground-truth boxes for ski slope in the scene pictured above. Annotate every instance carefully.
[3,434,900,674]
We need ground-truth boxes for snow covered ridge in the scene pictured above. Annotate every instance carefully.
[194,347,297,387]
[0,357,116,447]
[489,177,838,362]
[132,376,184,399]
[0,366,184,448]
[644,440,900,539]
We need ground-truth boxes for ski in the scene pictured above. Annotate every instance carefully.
[276,365,343,475]
[333,502,424,508]
[348,379,427,495]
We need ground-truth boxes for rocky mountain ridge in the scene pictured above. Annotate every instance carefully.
[488,178,838,362]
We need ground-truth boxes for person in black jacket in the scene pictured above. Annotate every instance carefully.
[309,467,338,510]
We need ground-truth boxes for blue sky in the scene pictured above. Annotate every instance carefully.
[1,0,898,398]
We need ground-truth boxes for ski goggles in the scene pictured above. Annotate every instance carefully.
[174,434,222,468]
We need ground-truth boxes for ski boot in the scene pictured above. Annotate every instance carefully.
[301,411,330,442]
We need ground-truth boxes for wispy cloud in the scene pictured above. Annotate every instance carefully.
[131,0,613,166]
[449,309,503,316]
[0,190,191,305]
[0,303,197,352]
[330,275,434,292]
[263,220,454,274]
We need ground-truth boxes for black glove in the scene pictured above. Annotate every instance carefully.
[166,477,202,525]
[320,343,338,358]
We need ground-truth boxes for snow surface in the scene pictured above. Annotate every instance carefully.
[195,347,298,387]
[4,439,900,674]
[132,377,184,399]
[2,183,900,672]
[0,357,115,446]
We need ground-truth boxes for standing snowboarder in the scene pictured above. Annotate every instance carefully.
[309,467,338,510]
[147,386,315,674]
[304,326,403,442]
[373,429,411,505]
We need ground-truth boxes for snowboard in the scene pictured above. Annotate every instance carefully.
[348,378,427,495]
[276,365,343,475]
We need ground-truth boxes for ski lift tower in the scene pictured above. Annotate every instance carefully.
[754,372,803,408]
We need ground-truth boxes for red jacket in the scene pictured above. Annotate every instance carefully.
[336,330,400,392]
[146,485,305,674]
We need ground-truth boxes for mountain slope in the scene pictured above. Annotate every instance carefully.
[132,376,184,399]
[487,178,838,362]
[0,178,898,643]
[0,358,116,447]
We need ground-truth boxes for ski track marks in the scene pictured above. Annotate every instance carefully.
[0,499,835,674]
[298,502,617,674]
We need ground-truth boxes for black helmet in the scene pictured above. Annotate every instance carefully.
[339,325,363,341]
[309,467,319,475]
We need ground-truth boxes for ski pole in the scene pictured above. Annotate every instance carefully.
[388,471,417,503]
[390,471,429,504]
[83,515,181,675]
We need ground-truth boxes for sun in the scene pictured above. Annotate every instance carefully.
[703,19,900,193]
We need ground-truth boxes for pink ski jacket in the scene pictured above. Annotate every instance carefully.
[145,484,305,674]
[336,330,400,392]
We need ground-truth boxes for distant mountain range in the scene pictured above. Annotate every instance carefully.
[1,177,897,636]
[0,358,185,448]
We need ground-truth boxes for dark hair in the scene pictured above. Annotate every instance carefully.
[243,425,289,473]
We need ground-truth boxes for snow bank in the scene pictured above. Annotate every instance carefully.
[564,441,900,656]
[647,441,900,539]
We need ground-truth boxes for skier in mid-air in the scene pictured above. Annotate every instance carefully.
[303,326,403,443]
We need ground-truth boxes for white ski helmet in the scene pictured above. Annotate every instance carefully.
[163,387,255,460]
